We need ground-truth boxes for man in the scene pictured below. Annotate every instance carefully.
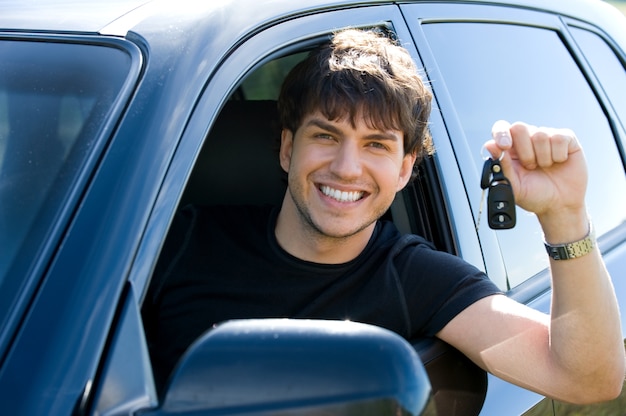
[143,29,625,403]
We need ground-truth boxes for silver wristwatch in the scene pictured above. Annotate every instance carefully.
[544,224,595,260]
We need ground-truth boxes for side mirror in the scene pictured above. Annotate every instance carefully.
[149,319,432,415]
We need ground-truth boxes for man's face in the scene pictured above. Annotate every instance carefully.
[279,110,416,241]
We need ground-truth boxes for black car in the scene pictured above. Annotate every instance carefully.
[1,0,625,414]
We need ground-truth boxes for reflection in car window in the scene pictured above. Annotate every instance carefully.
[0,40,131,326]
[570,26,626,138]
[422,22,626,288]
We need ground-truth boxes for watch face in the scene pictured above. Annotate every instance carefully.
[545,245,569,260]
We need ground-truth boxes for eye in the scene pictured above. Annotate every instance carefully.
[367,141,389,151]
[314,132,336,141]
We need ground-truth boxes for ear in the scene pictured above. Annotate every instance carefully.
[397,152,417,192]
[279,129,294,173]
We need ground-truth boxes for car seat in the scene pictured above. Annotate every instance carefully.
[180,100,285,208]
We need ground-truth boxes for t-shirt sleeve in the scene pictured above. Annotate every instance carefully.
[396,241,503,338]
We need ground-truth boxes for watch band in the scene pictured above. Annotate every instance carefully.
[544,223,595,260]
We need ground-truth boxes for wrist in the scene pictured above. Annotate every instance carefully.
[544,222,595,260]
[538,208,589,245]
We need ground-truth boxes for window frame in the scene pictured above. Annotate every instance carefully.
[130,6,492,413]
[565,19,626,174]
[131,4,429,297]
[0,33,142,357]
[125,3,455,410]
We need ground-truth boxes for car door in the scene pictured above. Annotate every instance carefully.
[400,2,626,415]
[0,34,143,414]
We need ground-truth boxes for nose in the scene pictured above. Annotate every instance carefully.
[329,140,362,180]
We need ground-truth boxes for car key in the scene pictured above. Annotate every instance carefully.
[480,157,516,230]
[488,180,516,229]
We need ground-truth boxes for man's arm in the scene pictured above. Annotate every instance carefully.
[437,121,625,404]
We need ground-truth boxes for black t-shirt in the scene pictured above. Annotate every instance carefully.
[142,204,501,390]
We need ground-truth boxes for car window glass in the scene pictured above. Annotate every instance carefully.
[570,26,626,135]
[422,22,626,288]
[0,40,132,326]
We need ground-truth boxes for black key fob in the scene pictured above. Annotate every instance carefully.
[487,181,516,229]
[479,157,516,230]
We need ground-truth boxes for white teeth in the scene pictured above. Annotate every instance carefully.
[320,186,364,202]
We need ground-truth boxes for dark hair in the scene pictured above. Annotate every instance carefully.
[278,28,434,165]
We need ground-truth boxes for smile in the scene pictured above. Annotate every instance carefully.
[320,185,364,203]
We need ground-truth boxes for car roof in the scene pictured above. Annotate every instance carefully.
[0,0,622,37]
[0,0,153,33]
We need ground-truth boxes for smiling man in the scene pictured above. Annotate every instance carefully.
[275,111,414,263]
[143,29,625,403]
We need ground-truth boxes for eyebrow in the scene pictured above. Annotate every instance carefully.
[304,117,401,142]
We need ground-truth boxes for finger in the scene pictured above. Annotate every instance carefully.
[556,128,581,156]
[484,120,512,160]
[532,127,580,167]
[510,122,537,169]
[532,130,553,168]
[482,139,497,158]
[549,129,570,164]
[491,120,513,153]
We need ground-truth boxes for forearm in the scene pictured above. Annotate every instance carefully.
[476,122,625,402]
[541,209,625,402]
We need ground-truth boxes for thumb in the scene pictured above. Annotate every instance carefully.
[491,120,513,153]
[483,120,512,160]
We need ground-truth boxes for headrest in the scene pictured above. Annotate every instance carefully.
[181,100,286,207]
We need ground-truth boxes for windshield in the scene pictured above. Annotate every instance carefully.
[0,39,133,331]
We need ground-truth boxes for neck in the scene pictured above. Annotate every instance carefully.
[274,197,376,264]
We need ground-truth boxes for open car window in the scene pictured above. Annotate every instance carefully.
[179,50,451,250]
[144,24,485,414]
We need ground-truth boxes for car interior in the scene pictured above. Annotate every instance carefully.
[153,40,489,415]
